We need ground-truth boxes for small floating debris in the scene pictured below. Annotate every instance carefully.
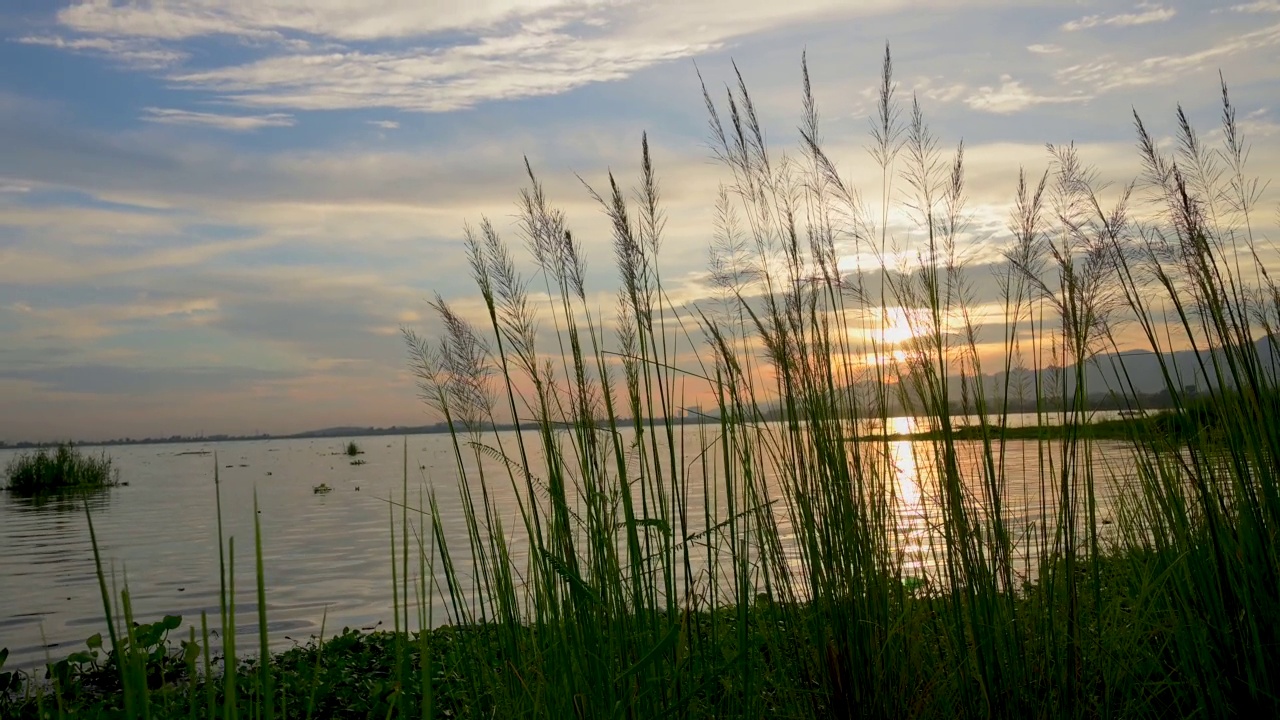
[313,483,333,494]
[266,471,273,476]
[175,450,211,456]
[354,486,360,492]
[350,459,367,466]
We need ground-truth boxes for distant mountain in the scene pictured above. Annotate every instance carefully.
[972,335,1278,404]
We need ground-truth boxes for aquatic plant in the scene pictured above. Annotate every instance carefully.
[344,442,363,457]
[3,444,119,495]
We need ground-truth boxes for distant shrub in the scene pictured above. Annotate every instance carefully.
[345,441,363,457]
[4,444,119,495]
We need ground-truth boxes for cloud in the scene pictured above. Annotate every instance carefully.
[140,107,297,131]
[43,1,1004,113]
[165,31,724,113]
[1238,108,1280,137]
[1055,21,1280,91]
[910,76,969,103]
[367,120,400,130]
[55,0,593,42]
[0,363,294,395]
[17,35,186,69]
[964,75,1089,114]
[1062,3,1176,32]
[1027,43,1063,54]
[1221,1,1280,12]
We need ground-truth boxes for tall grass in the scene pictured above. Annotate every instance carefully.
[399,51,1279,717]
[4,443,119,495]
[4,49,1277,718]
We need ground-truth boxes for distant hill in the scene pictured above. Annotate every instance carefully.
[968,335,1278,407]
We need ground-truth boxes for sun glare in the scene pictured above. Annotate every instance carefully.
[878,306,916,345]
[855,306,917,365]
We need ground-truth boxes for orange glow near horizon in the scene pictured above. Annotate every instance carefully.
[854,306,918,366]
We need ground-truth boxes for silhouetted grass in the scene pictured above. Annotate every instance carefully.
[3,47,1279,718]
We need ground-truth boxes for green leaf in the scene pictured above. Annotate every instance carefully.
[539,549,597,606]
[67,651,94,665]
[86,633,103,650]
[161,614,182,631]
[616,621,681,682]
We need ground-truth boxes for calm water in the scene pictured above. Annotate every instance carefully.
[0,416,1138,670]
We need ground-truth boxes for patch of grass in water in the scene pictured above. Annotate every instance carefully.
[3,444,119,496]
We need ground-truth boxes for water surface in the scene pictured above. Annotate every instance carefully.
[0,417,1137,670]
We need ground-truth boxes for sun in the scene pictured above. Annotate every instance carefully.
[852,306,917,366]
[878,306,916,345]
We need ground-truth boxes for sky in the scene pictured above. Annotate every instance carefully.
[1,0,1278,442]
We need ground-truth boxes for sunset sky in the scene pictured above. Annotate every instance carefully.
[1,1,1278,442]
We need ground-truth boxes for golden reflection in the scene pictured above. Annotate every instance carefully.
[887,431,930,580]
[889,415,916,436]
[889,438,921,508]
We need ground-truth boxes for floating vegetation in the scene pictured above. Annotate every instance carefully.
[3,444,119,496]
[312,483,332,494]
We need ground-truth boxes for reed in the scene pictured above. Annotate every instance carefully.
[3,443,118,495]
[2,47,1277,719]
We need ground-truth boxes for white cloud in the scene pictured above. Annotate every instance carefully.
[1239,108,1280,137]
[43,1,1012,113]
[1222,1,1280,12]
[367,120,400,130]
[0,183,31,193]
[1056,21,1280,91]
[964,75,1089,114]
[1062,3,1176,32]
[141,107,296,131]
[17,35,186,68]
[166,32,723,112]
[55,0,594,42]
[1027,43,1063,54]
[908,75,969,104]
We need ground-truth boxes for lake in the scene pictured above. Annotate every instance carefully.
[0,415,1139,671]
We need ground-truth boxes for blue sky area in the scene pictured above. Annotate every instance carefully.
[1,1,1278,441]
